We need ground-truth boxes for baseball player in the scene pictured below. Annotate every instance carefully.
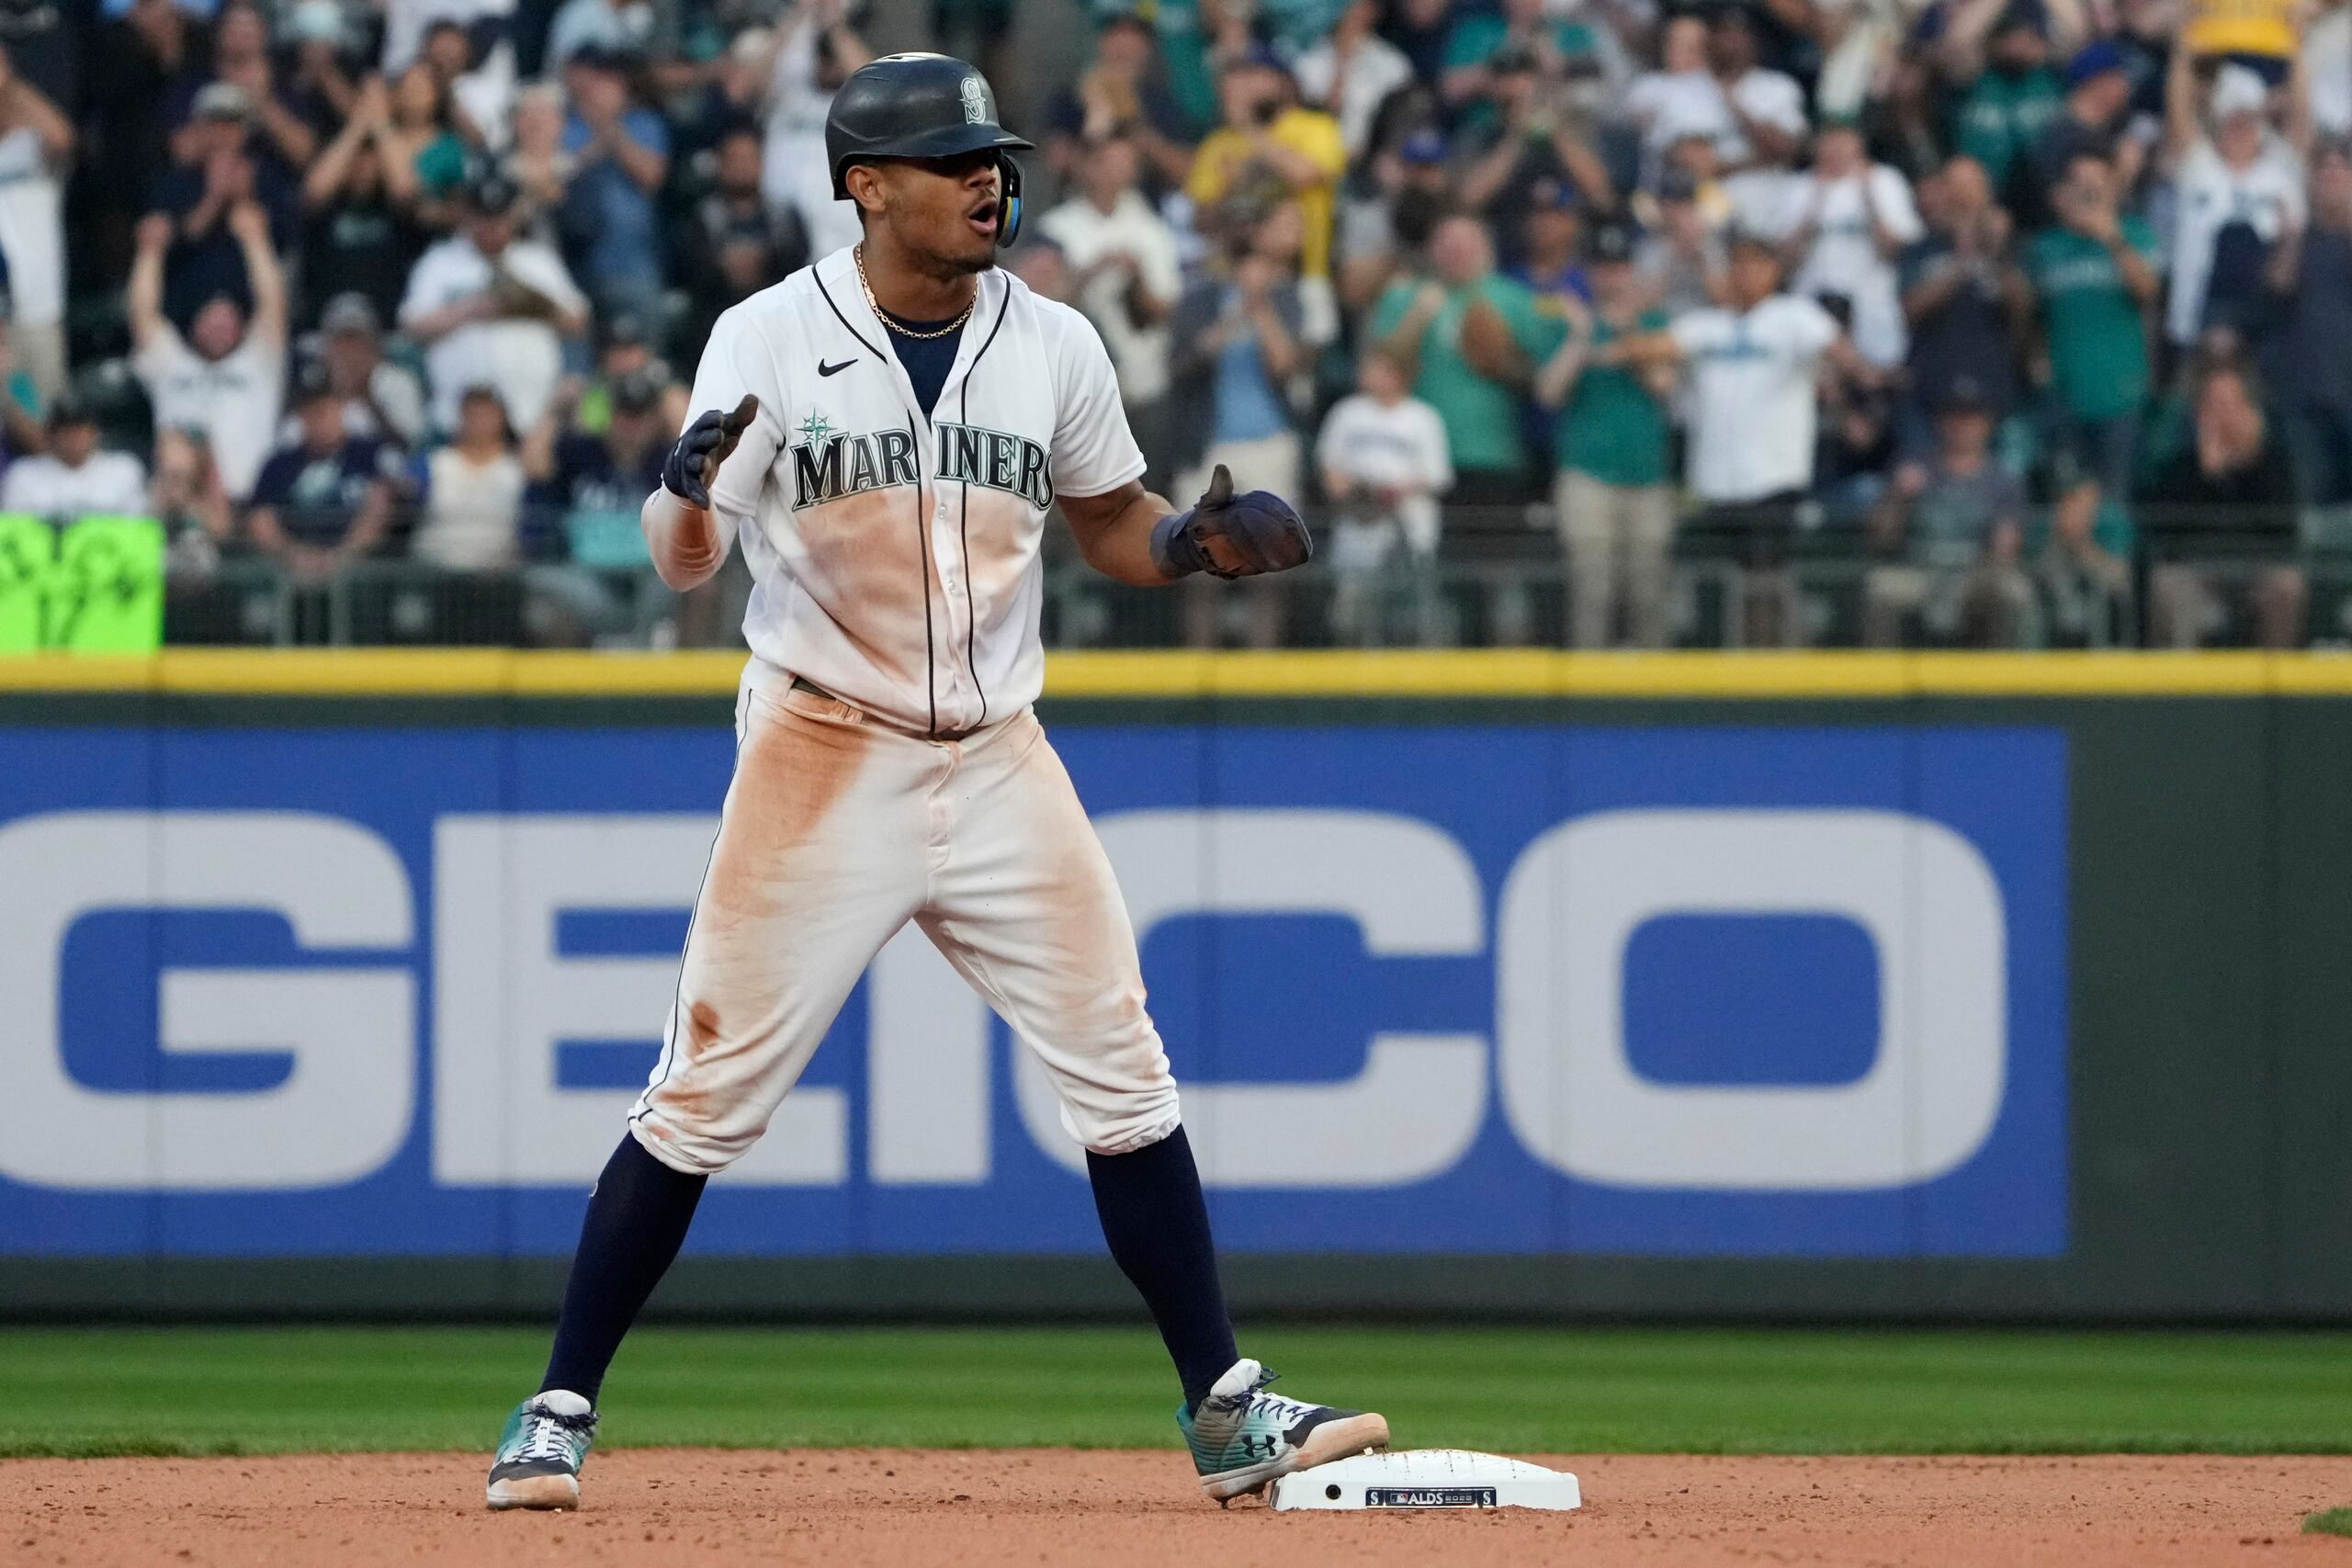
[486,53,1387,1511]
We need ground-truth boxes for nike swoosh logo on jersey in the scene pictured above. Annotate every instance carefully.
[819,357,855,377]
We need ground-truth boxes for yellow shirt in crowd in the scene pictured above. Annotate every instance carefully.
[1185,107,1349,276]
[2185,0,2298,59]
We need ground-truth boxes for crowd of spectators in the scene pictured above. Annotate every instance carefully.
[1008,0,2352,648]
[0,0,2343,648]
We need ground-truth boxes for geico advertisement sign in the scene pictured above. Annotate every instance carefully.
[0,724,2067,1258]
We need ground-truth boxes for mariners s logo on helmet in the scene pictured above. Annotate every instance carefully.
[960,73,988,124]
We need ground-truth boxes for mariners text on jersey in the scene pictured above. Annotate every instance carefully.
[789,415,1056,512]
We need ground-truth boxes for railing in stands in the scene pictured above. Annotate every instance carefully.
[8,501,2352,649]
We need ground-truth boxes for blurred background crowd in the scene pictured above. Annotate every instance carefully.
[2,0,2346,648]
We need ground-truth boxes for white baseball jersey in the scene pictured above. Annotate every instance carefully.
[625,245,1181,1179]
[685,244,1147,737]
[1669,293,1838,504]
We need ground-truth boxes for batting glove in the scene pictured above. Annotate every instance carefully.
[1149,464,1314,581]
[662,394,761,510]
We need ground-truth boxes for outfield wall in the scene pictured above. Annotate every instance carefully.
[1,650,2346,1323]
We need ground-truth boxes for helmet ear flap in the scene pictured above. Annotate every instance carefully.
[999,152,1023,246]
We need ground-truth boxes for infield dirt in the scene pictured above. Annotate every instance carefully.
[7,1450,2351,1566]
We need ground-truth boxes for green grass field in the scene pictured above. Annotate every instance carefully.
[5,1325,2351,1460]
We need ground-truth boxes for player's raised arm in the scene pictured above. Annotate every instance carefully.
[642,294,790,590]
[642,394,762,591]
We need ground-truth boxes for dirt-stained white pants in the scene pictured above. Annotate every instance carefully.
[628,660,1181,1174]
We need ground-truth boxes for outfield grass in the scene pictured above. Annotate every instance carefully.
[3,1325,2349,1460]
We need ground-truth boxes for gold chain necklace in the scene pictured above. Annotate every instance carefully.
[854,244,976,340]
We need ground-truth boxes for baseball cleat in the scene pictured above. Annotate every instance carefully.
[486,1389,598,1510]
[1178,1357,1390,1504]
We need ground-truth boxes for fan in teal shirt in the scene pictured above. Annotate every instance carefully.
[1949,16,2065,199]
[2025,213,2160,423]
[1442,8,1605,132]
[1531,305,1673,489]
[1369,244,1555,480]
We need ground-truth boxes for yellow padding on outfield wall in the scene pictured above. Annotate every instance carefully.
[3,648,2352,698]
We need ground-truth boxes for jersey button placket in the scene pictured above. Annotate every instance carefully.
[933,504,969,729]
[922,744,959,877]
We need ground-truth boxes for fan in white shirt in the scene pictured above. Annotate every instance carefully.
[413,384,528,570]
[1623,16,1736,175]
[2163,60,2309,344]
[0,45,74,403]
[1293,0,1418,159]
[1037,135,1184,411]
[1316,348,1452,645]
[309,292,430,449]
[1604,231,1860,642]
[755,0,876,259]
[1317,347,1453,557]
[417,17,516,153]
[127,203,288,503]
[1650,285,1845,505]
[0,400,147,517]
[542,0,650,70]
[2308,0,2352,140]
[1770,119,1925,367]
[1706,8,1808,171]
[398,175,590,434]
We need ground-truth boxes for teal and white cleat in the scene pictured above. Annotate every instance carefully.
[485,1390,599,1510]
[1177,1358,1390,1504]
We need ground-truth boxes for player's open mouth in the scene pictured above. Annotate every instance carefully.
[967,201,1000,237]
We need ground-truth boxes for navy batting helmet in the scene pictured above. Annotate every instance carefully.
[826,52,1034,244]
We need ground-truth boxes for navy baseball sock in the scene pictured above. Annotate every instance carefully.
[1086,1126,1239,1413]
[539,1134,708,1406]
